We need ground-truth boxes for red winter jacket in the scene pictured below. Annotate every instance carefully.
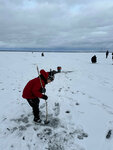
[22,70,49,99]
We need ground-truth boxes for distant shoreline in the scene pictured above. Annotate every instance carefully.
[0,50,106,53]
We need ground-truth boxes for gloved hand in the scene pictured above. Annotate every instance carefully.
[41,88,46,93]
[42,95,48,100]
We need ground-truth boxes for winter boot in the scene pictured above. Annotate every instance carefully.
[34,117,42,123]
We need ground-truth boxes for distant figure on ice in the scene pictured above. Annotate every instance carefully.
[91,55,97,63]
[112,53,113,60]
[22,69,54,123]
[106,50,109,58]
[41,52,44,56]
[57,66,62,73]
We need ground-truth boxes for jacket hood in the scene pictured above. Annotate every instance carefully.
[40,69,49,80]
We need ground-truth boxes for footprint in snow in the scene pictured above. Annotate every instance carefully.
[53,102,60,116]
[11,116,29,124]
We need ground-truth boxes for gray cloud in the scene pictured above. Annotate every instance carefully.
[0,0,113,50]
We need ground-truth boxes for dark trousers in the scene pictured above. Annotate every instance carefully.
[27,98,40,119]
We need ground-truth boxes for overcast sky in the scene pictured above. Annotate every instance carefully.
[0,0,113,50]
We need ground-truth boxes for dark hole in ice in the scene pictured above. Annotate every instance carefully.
[65,111,70,113]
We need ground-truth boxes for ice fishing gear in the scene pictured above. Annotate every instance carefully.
[36,66,49,124]
[48,69,55,81]
[37,66,43,88]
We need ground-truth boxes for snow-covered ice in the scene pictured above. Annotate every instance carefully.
[0,52,113,150]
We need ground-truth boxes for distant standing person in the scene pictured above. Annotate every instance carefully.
[112,53,113,60]
[106,50,109,58]
[91,55,97,63]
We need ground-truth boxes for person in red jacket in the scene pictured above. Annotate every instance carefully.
[22,69,54,123]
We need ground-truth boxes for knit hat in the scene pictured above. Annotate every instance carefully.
[40,69,49,80]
